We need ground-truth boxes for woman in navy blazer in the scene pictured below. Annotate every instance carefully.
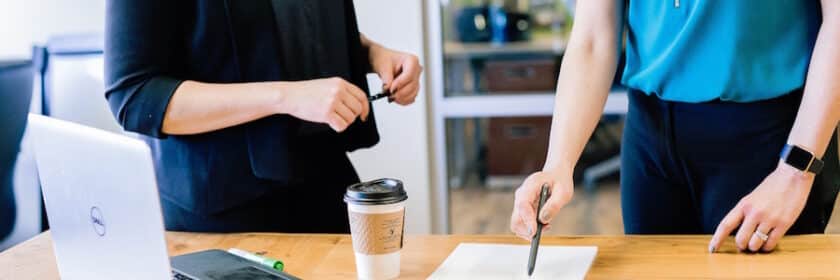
[104,0,422,233]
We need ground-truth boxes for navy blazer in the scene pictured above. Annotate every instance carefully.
[105,0,379,215]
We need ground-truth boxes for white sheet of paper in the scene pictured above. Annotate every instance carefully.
[427,243,598,280]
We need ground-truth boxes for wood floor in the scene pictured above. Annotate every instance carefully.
[450,180,840,235]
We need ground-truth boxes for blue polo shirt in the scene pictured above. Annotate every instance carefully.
[621,0,822,103]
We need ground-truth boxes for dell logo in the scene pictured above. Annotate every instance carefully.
[90,206,106,237]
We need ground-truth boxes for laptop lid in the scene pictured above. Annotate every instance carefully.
[29,114,171,280]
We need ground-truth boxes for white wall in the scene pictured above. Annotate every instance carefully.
[0,0,105,59]
[352,0,433,234]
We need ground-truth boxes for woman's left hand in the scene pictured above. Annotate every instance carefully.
[368,44,422,105]
[709,163,814,253]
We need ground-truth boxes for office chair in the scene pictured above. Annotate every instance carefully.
[2,34,115,249]
[42,34,123,133]
[0,60,34,240]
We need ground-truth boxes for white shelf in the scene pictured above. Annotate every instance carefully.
[444,38,567,58]
[440,90,628,118]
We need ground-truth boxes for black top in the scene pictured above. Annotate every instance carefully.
[105,0,379,215]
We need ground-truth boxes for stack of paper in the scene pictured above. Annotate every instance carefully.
[427,243,598,280]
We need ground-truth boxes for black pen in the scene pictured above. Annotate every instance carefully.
[368,90,392,102]
[527,184,550,276]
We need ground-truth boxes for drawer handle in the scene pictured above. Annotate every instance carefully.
[503,68,537,79]
[506,124,537,139]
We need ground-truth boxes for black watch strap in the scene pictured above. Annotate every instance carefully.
[811,158,825,174]
[780,144,824,174]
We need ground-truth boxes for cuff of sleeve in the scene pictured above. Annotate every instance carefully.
[124,76,184,139]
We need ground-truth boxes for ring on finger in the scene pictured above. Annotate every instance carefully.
[753,230,769,242]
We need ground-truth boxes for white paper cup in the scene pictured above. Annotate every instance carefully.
[344,179,408,280]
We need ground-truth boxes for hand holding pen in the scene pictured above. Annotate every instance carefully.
[510,170,575,239]
[367,41,422,105]
[527,184,551,276]
[368,89,394,102]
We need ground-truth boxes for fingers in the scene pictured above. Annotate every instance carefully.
[390,56,422,101]
[735,212,760,251]
[709,204,744,253]
[748,223,772,252]
[510,208,532,241]
[392,81,419,105]
[512,201,537,240]
[334,103,356,125]
[762,222,790,252]
[538,185,572,224]
[510,210,526,240]
[510,171,571,240]
[511,183,540,240]
[326,112,350,132]
[389,56,417,91]
[340,92,365,121]
[378,66,395,91]
[341,82,370,121]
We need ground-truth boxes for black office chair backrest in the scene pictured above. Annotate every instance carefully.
[0,61,33,163]
[0,59,34,239]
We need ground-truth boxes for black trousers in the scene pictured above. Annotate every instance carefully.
[621,90,840,234]
[161,137,360,234]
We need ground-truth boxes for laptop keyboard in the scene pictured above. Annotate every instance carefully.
[172,271,196,280]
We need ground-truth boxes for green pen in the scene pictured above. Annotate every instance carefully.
[228,248,285,272]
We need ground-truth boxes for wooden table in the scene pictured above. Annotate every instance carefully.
[2,233,840,279]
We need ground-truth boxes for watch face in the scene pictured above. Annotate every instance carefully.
[786,146,813,170]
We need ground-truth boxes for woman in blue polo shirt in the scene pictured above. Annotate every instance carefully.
[511,0,840,253]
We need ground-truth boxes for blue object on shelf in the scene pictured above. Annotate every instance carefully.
[489,5,508,44]
[489,5,531,44]
[455,6,491,42]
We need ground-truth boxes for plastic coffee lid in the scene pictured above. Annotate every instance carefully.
[344,178,408,205]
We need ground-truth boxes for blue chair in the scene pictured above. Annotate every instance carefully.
[0,59,34,240]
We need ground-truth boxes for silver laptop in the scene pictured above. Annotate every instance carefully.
[29,114,174,279]
[29,114,299,280]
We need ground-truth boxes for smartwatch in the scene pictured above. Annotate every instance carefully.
[779,144,824,175]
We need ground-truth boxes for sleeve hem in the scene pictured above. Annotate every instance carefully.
[124,76,184,139]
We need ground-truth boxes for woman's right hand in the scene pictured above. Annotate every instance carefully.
[279,77,370,132]
[510,168,575,240]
